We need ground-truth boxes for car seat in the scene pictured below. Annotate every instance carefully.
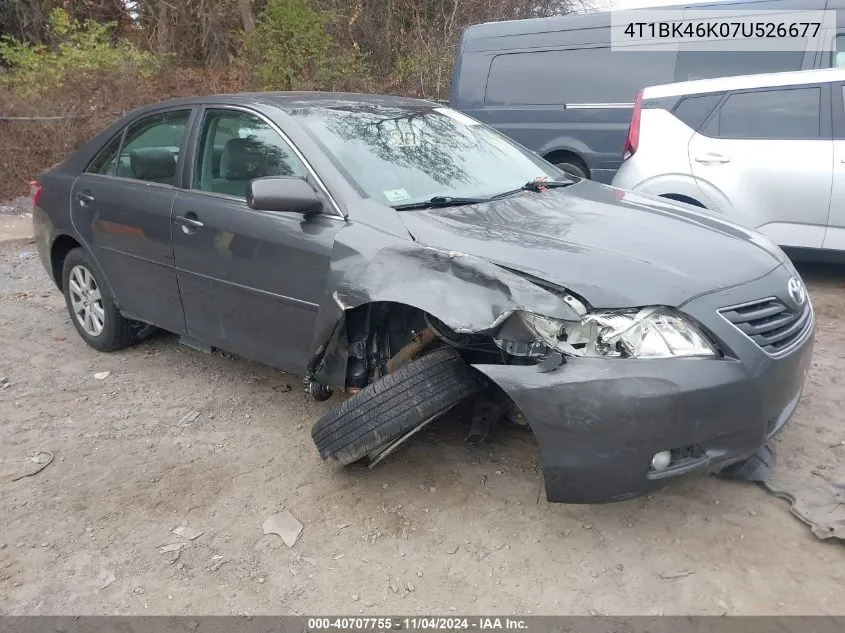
[128,148,177,185]
[215,137,293,198]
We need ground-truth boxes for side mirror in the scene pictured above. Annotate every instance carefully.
[246,176,324,214]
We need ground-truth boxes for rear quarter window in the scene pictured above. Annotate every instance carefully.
[484,46,676,105]
[671,93,724,131]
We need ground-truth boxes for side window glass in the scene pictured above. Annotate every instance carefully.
[715,87,820,140]
[671,94,723,131]
[86,132,123,176]
[193,109,307,199]
[834,34,845,68]
[675,47,804,82]
[119,110,191,185]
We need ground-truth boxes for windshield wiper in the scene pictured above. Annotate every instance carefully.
[489,178,574,201]
[392,178,574,210]
[393,196,488,211]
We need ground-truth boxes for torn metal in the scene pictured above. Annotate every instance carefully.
[309,240,585,390]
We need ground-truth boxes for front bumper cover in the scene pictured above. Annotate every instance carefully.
[472,264,814,504]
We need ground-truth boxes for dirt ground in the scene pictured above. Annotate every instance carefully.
[0,235,843,616]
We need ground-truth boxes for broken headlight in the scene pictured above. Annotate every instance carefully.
[496,308,717,359]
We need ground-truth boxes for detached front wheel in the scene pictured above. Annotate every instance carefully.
[311,347,485,466]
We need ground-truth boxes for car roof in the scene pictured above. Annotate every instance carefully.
[125,92,439,117]
[643,67,845,99]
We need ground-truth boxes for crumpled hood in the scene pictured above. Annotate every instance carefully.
[397,180,786,308]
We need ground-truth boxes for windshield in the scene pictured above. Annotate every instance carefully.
[292,106,563,207]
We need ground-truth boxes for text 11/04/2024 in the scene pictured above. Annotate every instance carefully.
[306,618,528,630]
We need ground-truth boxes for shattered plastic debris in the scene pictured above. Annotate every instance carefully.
[178,410,201,425]
[171,525,204,540]
[716,443,775,482]
[659,570,695,579]
[159,543,184,554]
[94,371,110,380]
[263,511,303,548]
[760,480,845,541]
[98,569,116,590]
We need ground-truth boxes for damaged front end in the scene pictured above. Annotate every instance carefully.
[303,240,787,505]
[304,242,593,394]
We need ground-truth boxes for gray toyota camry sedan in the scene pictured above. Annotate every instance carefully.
[32,93,814,503]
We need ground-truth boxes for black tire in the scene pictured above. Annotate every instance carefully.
[62,247,138,352]
[312,347,485,465]
[555,161,588,179]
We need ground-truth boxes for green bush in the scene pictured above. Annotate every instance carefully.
[246,0,368,91]
[0,8,159,95]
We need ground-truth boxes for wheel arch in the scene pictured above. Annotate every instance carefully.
[542,149,590,178]
[659,193,706,208]
[50,234,83,291]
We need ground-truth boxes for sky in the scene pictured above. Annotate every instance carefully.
[609,0,734,9]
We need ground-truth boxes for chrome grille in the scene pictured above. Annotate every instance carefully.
[719,297,812,355]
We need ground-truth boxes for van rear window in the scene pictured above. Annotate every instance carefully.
[484,47,676,106]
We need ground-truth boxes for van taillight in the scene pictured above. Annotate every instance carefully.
[30,181,42,207]
[623,90,643,160]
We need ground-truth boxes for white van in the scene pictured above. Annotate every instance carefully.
[611,66,845,255]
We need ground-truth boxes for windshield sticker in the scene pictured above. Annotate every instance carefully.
[383,188,411,203]
[434,107,480,126]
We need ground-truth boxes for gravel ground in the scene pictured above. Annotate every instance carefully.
[0,197,33,216]
[0,238,843,616]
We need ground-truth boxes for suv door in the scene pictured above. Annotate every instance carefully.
[687,85,832,248]
[171,106,344,373]
[824,82,845,250]
[70,108,193,334]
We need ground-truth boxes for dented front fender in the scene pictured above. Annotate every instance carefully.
[308,231,583,389]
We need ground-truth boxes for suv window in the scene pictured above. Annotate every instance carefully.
[193,109,307,199]
[834,34,845,68]
[86,132,123,176]
[671,94,723,131]
[675,47,804,82]
[485,46,676,105]
[714,87,820,140]
[118,110,191,185]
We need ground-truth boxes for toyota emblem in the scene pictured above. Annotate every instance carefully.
[787,276,806,307]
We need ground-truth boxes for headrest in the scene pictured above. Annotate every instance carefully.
[129,148,176,181]
[220,137,286,180]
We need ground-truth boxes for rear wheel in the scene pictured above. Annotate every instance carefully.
[62,248,137,351]
[311,347,485,466]
[555,161,588,180]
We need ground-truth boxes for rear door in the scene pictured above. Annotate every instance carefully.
[824,82,845,250]
[171,106,344,373]
[70,108,194,333]
[688,84,833,248]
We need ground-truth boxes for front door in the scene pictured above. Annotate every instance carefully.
[70,108,193,334]
[171,107,344,373]
[688,84,832,249]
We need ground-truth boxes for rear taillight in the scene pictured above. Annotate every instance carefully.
[30,181,42,208]
[623,90,643,160]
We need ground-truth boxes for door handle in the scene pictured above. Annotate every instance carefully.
[694,154,731,165]
[174,214,204,231]
[75,191,95,206]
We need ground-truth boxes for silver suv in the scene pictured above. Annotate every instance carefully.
[611,67,845,254]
